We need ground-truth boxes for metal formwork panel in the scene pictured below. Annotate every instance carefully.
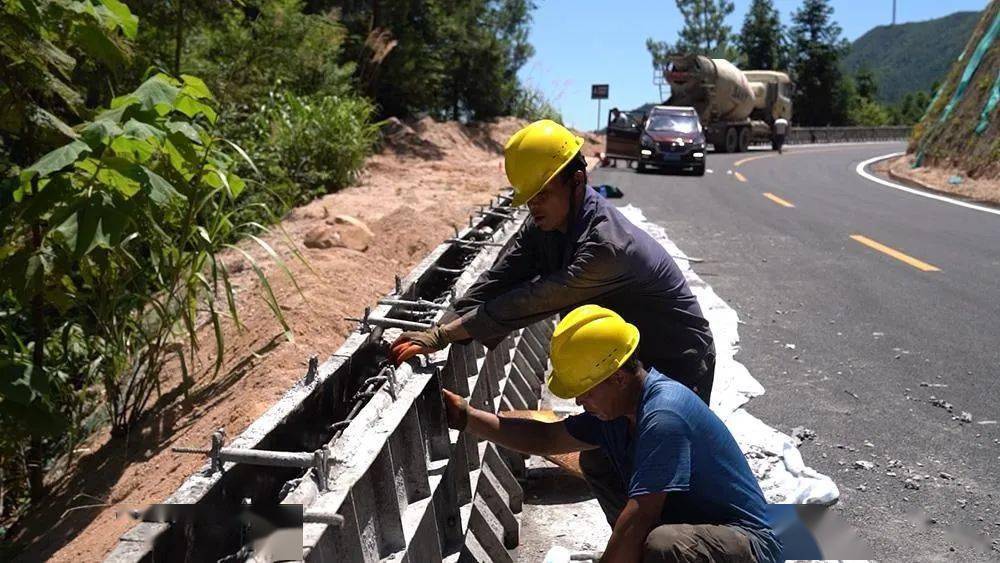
[107,194,552,562]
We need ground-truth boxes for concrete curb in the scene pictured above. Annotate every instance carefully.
[856,152,1000,217]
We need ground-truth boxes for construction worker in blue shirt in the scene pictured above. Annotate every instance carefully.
[440,305,781,562]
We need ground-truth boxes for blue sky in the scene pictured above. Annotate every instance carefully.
[517,0,988,130]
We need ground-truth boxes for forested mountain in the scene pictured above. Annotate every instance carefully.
[843,11,982,104]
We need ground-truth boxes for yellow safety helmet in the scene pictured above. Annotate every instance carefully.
[504,119,585,207]
[547,305,640,399]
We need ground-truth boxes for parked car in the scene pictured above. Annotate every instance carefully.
[604,108,644,166]
[637,106,706,175]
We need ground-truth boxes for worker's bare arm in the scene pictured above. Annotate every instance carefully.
[466,409,595,455]
[600,493,667,563]
[441,389,595,455]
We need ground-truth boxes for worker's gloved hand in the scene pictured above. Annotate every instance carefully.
[390,325,450,365]
[441,388,469,431]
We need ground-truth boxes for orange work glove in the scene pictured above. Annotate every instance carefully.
[389,325,450,365]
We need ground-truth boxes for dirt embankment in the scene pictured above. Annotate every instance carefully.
[9,117,603,562]
[874,154,1000,207]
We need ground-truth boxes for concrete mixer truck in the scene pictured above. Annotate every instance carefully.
[664,54,793,153]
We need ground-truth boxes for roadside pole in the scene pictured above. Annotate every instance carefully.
[591,84,608,131]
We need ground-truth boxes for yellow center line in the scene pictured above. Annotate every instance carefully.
[733,154,772,167]
[734,171,748,183]
[850,234,941,272]
[762,192,795,207]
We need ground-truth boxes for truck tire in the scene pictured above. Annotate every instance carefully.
[738,128,751,152]
[724,127,739,153]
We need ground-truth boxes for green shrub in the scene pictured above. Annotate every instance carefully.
[233,90,380,209]
[0,73,298,523]
[848,97,893,126]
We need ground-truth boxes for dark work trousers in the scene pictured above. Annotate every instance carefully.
[578,451,757,562]
[774,134,786,154]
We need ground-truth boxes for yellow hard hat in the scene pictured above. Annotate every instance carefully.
[504,119,585,206]
[547,305,640,399]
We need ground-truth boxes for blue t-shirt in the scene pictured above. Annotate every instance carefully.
[564,369,781,563]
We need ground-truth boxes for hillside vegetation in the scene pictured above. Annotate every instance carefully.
[0,0,559,545]
[843,11,982,104]
[909,2,1000,180]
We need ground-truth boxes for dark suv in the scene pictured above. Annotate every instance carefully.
[637,106,706,175]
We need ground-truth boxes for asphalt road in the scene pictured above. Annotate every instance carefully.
[592,142,1000,561]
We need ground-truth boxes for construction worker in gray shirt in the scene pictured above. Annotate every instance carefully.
[391,119,714,395]
[389,119,716,505]
[390,119,715,403]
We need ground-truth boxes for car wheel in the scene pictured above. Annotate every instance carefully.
[637,161,646,173]
[693,164,706,176]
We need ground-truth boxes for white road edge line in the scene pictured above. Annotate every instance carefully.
[856,152,1000,217]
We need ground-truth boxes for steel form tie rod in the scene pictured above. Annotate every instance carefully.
[434,266,464,274]
[378,298,449,310]
[346,306,433,331]
[480,203,515,215]
[476,209,515,220]
[446,238,504,247]
[172,446,322,470]
[364,315,432,330]
[304,511,345,527]
[172,431,330,490]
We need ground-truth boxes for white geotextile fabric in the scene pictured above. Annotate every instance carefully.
[618,205,840,506]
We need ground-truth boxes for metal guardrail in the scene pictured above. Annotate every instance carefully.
[106,194,548,562]
[786,126,911,144]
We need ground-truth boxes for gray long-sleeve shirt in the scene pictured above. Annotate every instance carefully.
[453,186,713,371]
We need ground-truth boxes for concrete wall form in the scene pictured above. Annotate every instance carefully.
[106,195,551,562]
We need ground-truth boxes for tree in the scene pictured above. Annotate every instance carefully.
[441,0,537,120]
[676,0,735,54]
[846,68,891,125]
[854,68,878,101]
[788,0,850,125]
[739,0,785,70]
[890,89,932,125]
[647,0,735,68]
[316,0,536,120]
